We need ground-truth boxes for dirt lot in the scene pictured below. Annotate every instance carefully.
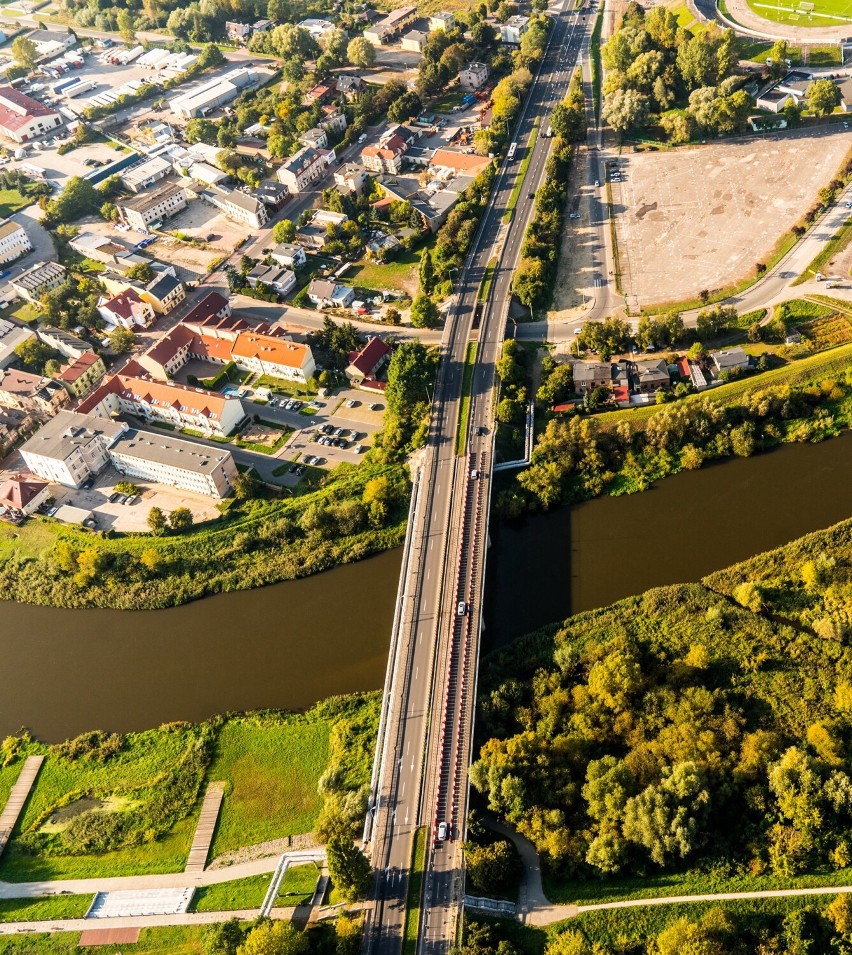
[51,467,221,532]
[610,128,852,309]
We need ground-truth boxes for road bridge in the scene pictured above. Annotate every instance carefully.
[363,3,599,954]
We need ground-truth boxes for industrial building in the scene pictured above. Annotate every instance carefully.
[170,68,256,120]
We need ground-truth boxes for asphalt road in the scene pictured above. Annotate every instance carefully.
[364,5,593,954]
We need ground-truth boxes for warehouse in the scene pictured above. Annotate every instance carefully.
[169,67,256,120]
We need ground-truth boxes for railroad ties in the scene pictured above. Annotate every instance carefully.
[433,450,487,846]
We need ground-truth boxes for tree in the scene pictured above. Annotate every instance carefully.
[464,839,522,895]
[147,507,166,535]
[347,37,375,68]
[273,219,296,244]
[387,91,422,123]
[11,36,37,68]
[186,118,219,145]
[419,250,435,295]
[677,35,718,90]
[602,89,649,133]
[806,78,838,118]
[117,8,136,43]
[15,338,56,373]
[203,918,246,955]
[139,548,163,574]
[109,327,135,353]
[233,472,259,500]
[767,39,790,79]
[169,507,194,532]
[326,836,372,901]
[237,921,308,955]
[125,262,154,283]
[410,294,440,328]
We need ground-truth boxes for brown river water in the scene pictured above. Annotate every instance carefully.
[1,434,850,741]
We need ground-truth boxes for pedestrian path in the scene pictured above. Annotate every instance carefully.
[0,756,44,858]
[185,781,225,872]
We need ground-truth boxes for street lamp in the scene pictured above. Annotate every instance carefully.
[574,327,582,357]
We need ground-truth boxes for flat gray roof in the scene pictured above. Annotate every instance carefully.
[20,410,125,460]
[111,429,232,474]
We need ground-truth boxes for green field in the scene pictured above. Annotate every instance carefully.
[745,0,852,27]
[276,862,321,905]
[0,186,34,219]
[0,925,211,954]
[0,894,94,922]
[346,248,422,295]
[207,713,330,857]
[189,874,269,913]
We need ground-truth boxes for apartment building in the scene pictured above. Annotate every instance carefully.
[11,261,66,303]
[117,183,187,231]
[0,367,72,418]
[52,351,106,398]
[19,410,126,488]
[0,219,33,264]
[277,145,333,194]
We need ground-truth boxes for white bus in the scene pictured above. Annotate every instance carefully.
[507,141,518,159]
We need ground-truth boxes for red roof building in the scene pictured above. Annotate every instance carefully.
[345,336,392,385]
[0,86,62,143]
[0,475,49,515]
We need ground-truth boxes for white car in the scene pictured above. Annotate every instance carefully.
[358,133,367,143]
[437,821,449,841]
[457,601,467,616]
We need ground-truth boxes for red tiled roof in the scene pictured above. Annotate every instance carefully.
[182,291,229,326]
[78,370,235,419]
[231,333,310,369]
[430,148,491,175]
[102,288,146,321]
[0,475,48,510]
[54,351,102,383]
[677,357,691,378]
[347,336,391,375]
[0,86,58,132]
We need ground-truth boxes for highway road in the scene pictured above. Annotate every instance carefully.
[363,5,595,954]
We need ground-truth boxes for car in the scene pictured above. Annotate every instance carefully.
[304,455,316,465]
[358,133,367,143]
[321,424,333,434]
[334,427,344,436]
[594,179,600,186]
[457,600,467,616]
[336,438,347,447]
[437,821,449,841]
[109,492,120,503]
[124,495,138,506]
[346,399,358,407]
[369,403,381,411]
[476,426,487,436]
[295,465,306,475]
[288,465,298,473]
[355,444,365,453]
[291,400,302,410]
[350,431,361,440]
[470,469,478,479]
[267,398,277,407]
[114,494,127,504]
[569,212,581,219]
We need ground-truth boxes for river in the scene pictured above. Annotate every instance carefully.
[0,548,401,742]
[3,435,851,742]
[483,432,852,649]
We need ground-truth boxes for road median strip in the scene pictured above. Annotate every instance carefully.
[456,341,478,456]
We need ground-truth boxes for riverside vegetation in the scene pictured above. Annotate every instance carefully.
[0,341,438,611]
[496,342,852,515]
[471,519,852,901]
[0,694,377,881]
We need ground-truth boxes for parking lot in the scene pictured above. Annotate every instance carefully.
[50,467,222,532]
[610,128,852,309]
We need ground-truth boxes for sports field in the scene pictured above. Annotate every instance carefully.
[745,0,852,27]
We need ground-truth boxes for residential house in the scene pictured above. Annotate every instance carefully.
[225,21,253,42]
[307,279,355,309]
[378,172,472,232]
[36,326,91,361]
[0,475,50,516]
[78,364,245,436]
[303,84,333,107]
[429,11,455,31]
[298,17,336,39]
[229,333,315,382]
[459,61,489,91]
[277,145,334,194]
[201,186,268,229]
[0,367,69,418]
[0,318,35,370]
[142,271,185,315]
[0,86,61,143]
[117,183,187,230]
[500,15,530,43]
[270,243,307,268]
[246,264,296,296]
[401,29,427,52]
[334,163,370,196]
[361,133,408,174]
[0,406,35,455]
[255,179,290,209]
[345,336,392,385]
[336,75,366,100]
[182,291,231,329]
[320,109,348,136]
[98,287,156,330]
[711,347,750,374]
[296,209,349,250]
[0,219,33,264]
[363,5,416,44]
[300,126,329,150]
[52,351,106,398]
[429,148,491,178]
[633,358,671,394]
[11,261,66,303]
[573,360,615,394]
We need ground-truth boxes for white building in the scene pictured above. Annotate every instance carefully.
[11,261,66,303]
[270,243,307,268]
[246,264,296,296]
[118,183,187,231]
[298,18,336,39]
[307,279,355,309]
[20,410,127,488]
[110,429,237,498]
[0,318,35,370]
[201,186,268,229]
[500,15,530,44]
[459,61,489,91]
[429,11,455,31]
[120,156,173,193]
[277,145,333,194]
[0,219,33,264]
[170,68,256,120]
[0,86,61,143]
[97,287,156,330]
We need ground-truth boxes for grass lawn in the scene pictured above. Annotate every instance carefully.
[276,862,321,905]
[6,300,42,324]
[597,341,852,429]
[403,827,427,955]
[190,874,270,913]
[477,258,497,304]
[456,340,477,455]
[744,0,852,27]
[254,375,317,397]
[0,894,94,922]
[347,247,422,295]
[0,186,33,219]
[0,925,214,954]
[669,3,697,27]
[207,713,330,858]
[430,90,465,113]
